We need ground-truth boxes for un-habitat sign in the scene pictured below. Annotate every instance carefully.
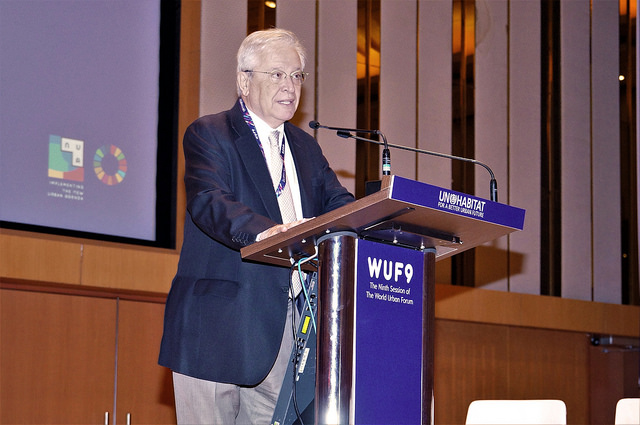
[355,238,424,424]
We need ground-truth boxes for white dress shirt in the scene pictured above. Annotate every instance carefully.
[247,109,304,220]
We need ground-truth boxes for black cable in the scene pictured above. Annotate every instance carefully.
[289,264,304,425]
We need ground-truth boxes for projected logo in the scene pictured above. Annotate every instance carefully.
[93,144,127,185]
[48,135,84,182]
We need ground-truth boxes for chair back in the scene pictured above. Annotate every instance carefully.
[615,398,640,425]
[465,399,567,424]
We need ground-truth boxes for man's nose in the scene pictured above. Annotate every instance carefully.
[281,74,296,90]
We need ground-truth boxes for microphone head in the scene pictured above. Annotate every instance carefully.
[309,120,320,129]
[336,130,351,138]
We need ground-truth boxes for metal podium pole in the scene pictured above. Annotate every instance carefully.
[315,232,357,425]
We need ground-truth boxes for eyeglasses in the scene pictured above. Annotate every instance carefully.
[243,69,309,84]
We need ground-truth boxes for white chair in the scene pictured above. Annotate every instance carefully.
[465,399,567,424]
[615,398,640,424]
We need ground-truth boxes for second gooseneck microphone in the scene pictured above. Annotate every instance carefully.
[309,120,498,202]
[309,120,391,175]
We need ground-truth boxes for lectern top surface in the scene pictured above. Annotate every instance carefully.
[241,175,525,268]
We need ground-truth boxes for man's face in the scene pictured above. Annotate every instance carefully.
[238,45,303,128]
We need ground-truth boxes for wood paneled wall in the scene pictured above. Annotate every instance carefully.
[1,3,638,424]
[433,284,639,424]
[2,280,637,425]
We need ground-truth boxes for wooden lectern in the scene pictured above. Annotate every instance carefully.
[242,175,525,425]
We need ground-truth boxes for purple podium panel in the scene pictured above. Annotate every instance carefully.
[354,239,425,424]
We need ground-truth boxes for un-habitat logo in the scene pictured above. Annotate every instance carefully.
[438,190,486,218]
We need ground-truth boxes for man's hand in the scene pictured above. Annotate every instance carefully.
[256,218,313,242]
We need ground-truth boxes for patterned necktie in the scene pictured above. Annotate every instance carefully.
[268,130,302,298]
[268,130,297,224]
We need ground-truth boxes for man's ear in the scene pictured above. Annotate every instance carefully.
[237,72,250,97]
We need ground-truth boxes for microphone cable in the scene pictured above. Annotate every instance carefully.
[287,251,319,425]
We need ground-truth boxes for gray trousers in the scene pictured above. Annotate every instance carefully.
[172,302,296,425]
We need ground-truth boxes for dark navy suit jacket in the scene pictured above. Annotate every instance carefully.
[159,100,354,385]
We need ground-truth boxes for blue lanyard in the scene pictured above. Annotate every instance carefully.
[239,99,287,197]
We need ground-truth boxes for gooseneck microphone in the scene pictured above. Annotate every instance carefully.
[310,120,498,202]
[309,120,391,176]
[309,120,378,134]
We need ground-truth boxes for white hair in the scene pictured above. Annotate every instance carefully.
[236,28,307,96]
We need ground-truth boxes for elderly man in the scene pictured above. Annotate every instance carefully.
[159,28,354,424]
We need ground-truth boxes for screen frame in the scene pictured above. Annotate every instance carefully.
[0,1,181,250]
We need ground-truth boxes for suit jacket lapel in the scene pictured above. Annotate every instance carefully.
[229,101,283,222]
[285,123,314,218]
